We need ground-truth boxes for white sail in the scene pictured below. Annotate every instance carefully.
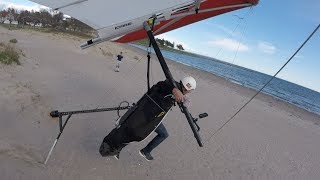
[30,0,257,48]
[30,0,193,29]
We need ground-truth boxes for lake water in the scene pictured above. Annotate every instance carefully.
[131,44,320,116]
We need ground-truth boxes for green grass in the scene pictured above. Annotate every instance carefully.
[0,43,20,65]
[9,39,17,43]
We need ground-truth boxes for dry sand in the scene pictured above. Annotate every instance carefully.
[1,26,320,180]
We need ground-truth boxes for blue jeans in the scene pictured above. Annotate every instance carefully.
[142,123,169,153]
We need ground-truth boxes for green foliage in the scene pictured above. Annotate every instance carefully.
[9,38,17,43]
[133,38,200,58]
[176,44,184,50]
[0,8,95,39]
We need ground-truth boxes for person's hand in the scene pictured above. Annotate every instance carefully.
[172,88,184,102]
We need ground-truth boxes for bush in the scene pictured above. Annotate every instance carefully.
[0,43,20,65]
[9,39,18,43]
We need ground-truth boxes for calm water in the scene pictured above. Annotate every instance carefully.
[131,44,320,116]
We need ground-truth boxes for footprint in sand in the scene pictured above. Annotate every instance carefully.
[2,82,49,119]
[0,139,44,165]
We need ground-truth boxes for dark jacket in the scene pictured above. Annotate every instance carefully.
[100,79,181,155]
[147,79,178,111]
[108,80,179,142]
[117,54,123,61]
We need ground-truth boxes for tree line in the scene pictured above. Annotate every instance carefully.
[155,38,184,51]
[0,8,185,50]
[0,8,94,33]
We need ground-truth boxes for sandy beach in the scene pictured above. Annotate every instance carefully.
[1,26,320,179]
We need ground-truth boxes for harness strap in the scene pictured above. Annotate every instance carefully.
[147,15,157,92]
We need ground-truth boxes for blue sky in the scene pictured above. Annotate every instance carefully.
[1,0,319,92]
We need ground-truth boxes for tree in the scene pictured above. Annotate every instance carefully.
[176,44,184,50]
[39,10,52,27]
[52,12,64,29]
[31,11,41,28]
[156,38,165,46]
[6,8,17,25]
[73,18,93,32]
[164,40,174,48]
[0,10,9,23]
[0,8,92,34]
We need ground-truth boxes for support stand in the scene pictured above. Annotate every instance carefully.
[44,105,130,164]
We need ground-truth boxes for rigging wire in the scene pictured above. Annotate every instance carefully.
[95,18,157,116]
[206,23,320,143]
[93,53,145,123]
[231,10,251,64]
[147,15,157,91]
[167,8,256,177]
[93,45,146,115]
[215,7,253,59]
[168,23,320,177]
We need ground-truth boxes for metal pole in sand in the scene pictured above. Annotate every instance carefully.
[44,114,72,164]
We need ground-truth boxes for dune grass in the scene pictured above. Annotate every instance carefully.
[0,42,20,65]
[9,38,18,43]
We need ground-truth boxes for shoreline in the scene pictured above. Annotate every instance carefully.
[1,26,320,179]
[126,44,320,120]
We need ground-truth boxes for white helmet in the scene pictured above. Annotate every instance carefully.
[182,76,196,91]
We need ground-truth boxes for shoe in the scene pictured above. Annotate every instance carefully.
[139,149,154,161]
[114,154,119,160]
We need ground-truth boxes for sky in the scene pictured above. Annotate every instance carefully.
[1,0,319,92]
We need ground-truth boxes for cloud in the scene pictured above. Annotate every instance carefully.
[155,33,196,52]
[0,1,48,11]
[208,38,249,52]
[213,24,241,38]
[258,42,276,54]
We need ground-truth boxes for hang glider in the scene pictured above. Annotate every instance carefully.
[29,0,259,164]
[30,0,258,48]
